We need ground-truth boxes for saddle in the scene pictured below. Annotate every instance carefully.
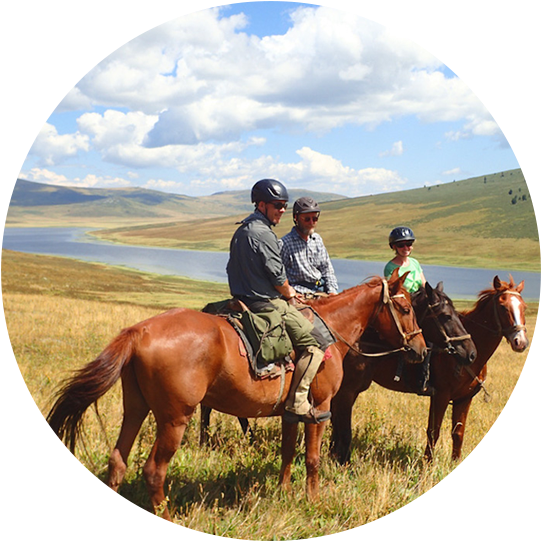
[202,298,335,379]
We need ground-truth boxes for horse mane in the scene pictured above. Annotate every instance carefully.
[462,276,517,317]
[307,276,383,308]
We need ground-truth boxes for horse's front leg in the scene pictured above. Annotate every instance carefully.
[305,421,327,500]
[451,397,473,461]
[279,419,298,492]
[424,392,450,461]
[329,389,358,465]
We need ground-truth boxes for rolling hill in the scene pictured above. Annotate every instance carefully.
[4,169,540,271]
[5,179,345,227]
[90,169,540,271]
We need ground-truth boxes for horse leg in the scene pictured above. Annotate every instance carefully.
[329,389,359,465]
[199,405,212,446]
[451,398,473,461]
[305,422,326,500]
[108,366,150,492]
[424,393,450,462]
[278,419,298,493]
[238,417,254,442]
[143,409,194,521]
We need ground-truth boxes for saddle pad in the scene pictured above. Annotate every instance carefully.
[202,299,293,379]
[202,298,333,378]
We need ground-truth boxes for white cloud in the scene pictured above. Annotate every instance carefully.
[379,141,404,157]
[23,167,130,188]
[77,110,159,150]
[443,167,462,176]
[183,146,407,196]
[29,123,89,165]
[23,167,69,185]
[25,4,507,198]
[51,6,491,148]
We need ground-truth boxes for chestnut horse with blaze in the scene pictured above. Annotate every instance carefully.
[47,268,426,521]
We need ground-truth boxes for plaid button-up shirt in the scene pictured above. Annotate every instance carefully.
[280,227,339,294]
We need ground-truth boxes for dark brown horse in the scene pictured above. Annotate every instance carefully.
[47,269,426,520]
[330,276,527,464]
[324,280,476,463]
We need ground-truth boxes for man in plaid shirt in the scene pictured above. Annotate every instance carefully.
[280,197,339,295]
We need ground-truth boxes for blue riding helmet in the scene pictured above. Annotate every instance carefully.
[389,226,416,247]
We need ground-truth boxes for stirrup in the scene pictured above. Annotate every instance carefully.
[283,406,331,424]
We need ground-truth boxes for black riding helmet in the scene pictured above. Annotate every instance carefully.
[389,226,416,248]
[251,179,289,203]
[293,196,320,216]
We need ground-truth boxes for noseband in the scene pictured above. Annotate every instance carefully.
[416,298,471,355]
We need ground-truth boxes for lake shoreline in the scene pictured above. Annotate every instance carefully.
[3,227,540,301]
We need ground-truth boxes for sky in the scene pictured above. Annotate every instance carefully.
[18,1,520,198]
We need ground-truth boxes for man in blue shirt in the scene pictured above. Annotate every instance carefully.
[281,197,339,295]
[227,179,331,424]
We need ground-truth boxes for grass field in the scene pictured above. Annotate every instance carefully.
[2,249,535,539]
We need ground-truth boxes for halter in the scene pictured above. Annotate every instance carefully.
[416,298,471,355]
[492,290,527,339]
[458,288,526,400]
[465,289,526,341]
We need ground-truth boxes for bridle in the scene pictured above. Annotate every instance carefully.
[415,296,471,355]
[326,279,423,358]
[464,289,526,342]
[492,290,527,340]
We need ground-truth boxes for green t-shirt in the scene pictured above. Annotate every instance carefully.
[384,257,424,293]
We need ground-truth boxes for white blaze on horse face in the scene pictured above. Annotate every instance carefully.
[510,295,523,327]
[508,294,528,350]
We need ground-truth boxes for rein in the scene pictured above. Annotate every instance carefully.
[323,279,422,358]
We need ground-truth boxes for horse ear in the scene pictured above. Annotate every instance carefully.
[493,276,502,290]
[389,267,400,282]
[397,270,410,289]
[425,281,434,297]
[516,280,525,293]
[436,281,444,293]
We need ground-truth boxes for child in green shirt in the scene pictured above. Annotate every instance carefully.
[384,226,426,293]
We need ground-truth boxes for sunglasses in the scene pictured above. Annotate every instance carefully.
[300,215,319,223]
[270,201,288,210]
[395,241,414,248]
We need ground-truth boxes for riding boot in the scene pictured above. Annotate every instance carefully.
[283,345,331,424]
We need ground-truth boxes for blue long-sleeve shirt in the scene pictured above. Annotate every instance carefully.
[227,210,287,301]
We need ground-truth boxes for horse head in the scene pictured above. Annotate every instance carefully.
[413,281,477,365]
[492,275,528,352]
[372,268,428,364]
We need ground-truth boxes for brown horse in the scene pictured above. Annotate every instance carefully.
[201,280,477,447]
[47,269,426,521]
[326,280,476,463]
[329,275,527,464]
[424,275,528,460]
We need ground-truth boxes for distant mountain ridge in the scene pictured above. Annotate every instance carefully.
[6,179,346,227]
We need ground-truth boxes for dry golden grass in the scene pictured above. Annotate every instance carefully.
[2,249,535,539]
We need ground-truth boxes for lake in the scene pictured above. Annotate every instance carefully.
[2,227,540,300]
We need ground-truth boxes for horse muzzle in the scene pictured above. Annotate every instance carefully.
[508,329,529,352]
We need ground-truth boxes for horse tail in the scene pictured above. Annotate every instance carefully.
[47,326,140,454]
